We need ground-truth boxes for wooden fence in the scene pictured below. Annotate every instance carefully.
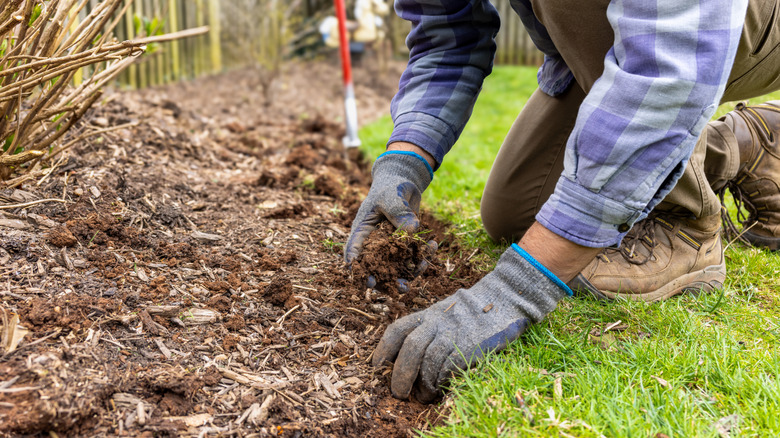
[382,0,543,67]
[108,0,221,88]
[87,0,540,89]
[493,0,544,66]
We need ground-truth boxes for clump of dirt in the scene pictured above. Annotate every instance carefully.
[276,250,298,265]
[22,296,121,332]
[350,222,436,294]
[263,273,298,308]
[285,144,322,170]
[256,248,282,270]
[262,202,311,219]
[207,295,233,312]
[255,168,299,188]
[151,368,203,395]
[301,113,343,137]
[225,314,245,331]
[314,169,345,198]
[157,241,198,262]
[223,333,240,350]
[203,279,231,293]
[345,216,485,316]
[46,225,77,247]
[158,392,191,416]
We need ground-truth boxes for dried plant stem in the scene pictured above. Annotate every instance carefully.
[48,121,139,159]
[0,198,68,210]
[0,0,209,182]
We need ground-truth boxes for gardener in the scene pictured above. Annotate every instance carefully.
[345,0,780,403]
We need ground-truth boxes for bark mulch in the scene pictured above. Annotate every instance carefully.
[0,61,484,437]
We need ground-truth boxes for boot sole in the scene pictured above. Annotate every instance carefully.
[569,263,726,303]
[741,230,780,251]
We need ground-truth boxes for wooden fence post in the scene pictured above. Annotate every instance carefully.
[168,0,181,81]
[208,0,221,73]
[194,0,205,77]
[124,2,137,88]
[155,0,164,85]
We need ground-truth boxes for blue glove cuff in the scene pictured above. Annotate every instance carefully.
[378,151,434,180]
[511,243,573,296]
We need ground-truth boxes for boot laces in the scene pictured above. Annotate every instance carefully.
[718,181,759,245]
[601,217,658,265]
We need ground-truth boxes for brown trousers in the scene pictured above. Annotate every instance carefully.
[481,0,780,242]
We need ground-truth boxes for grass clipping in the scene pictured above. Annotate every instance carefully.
[0,0,206,184]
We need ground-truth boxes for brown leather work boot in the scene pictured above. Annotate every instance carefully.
[568,213,725,302]
[720,101,780,249]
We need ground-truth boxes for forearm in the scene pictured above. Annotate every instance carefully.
[387,141,436,169]
[389,0,500,167]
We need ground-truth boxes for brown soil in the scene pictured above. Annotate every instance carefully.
[0,61,484,437]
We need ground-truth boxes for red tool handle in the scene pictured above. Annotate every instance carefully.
[333,0,361,147]
[334,0,353,86]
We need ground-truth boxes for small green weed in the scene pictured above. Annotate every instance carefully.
[322,238,344,253]
[329,204,345,215]
[299,174,316,190]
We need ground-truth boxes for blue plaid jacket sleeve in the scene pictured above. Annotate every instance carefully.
[536,0,747,247]
[387,0,570,166]
[387,0,500,167]
[389,0,747,247]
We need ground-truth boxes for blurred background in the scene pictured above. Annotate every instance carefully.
[104,0,544,88]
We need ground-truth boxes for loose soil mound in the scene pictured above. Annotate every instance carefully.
[0,61,484,437]
[350,222,481,303]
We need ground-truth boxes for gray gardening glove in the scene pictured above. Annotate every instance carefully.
[344,151,433,265]
[372,244,572,403]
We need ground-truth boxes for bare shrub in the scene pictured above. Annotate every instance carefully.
[0,0,205,184]
[220,0,302,106]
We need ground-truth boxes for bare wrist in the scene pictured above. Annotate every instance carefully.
[387,142,437,169]
[517,222,601,283]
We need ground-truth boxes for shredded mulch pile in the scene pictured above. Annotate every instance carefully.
[0,61,485,437]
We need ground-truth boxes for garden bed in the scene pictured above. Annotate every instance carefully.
[0,61,484,437]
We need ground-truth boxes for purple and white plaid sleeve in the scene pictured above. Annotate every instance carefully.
[387,0,572,167]
[387,0,500,168]
[390,0,747,248]
[536,0,748,247]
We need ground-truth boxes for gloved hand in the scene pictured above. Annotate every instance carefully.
[372,244,572,403]
[344,151,434,264]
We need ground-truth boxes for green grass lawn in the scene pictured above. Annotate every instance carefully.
[359,66,780,437]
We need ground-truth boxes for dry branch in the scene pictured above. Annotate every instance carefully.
[221,1,302,105]
[0,0,209,182]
